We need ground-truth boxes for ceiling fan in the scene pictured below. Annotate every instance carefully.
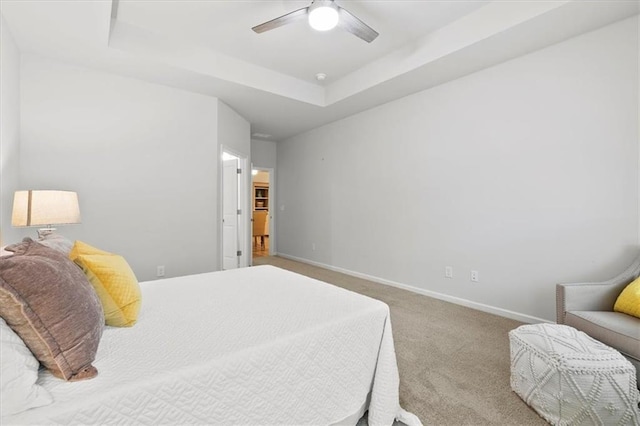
[252,0,379,43]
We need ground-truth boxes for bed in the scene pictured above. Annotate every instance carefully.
[3,264,418,425]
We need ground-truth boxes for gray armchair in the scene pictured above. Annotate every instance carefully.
[556,256,640,385]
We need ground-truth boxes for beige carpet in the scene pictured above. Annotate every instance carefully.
[253,256,546,426]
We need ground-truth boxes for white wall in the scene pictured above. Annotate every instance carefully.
[251,139,277,169]
[276,17,639,322]
[0,17,21,246]
[218,102,251,157]
[19,55,220,281]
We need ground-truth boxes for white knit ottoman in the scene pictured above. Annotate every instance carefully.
[509,323,639,425]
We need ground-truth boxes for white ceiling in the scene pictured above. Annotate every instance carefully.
[115,1,489,83]
[1,0,638,141]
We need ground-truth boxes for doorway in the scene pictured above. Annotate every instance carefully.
[252,168,273,261]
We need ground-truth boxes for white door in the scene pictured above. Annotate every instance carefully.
[222,158,239,270]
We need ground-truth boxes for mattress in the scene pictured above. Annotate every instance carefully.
[4,265,418,425]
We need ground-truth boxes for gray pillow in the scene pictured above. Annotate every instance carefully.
[37,233,74,256]
[0,238,104,381]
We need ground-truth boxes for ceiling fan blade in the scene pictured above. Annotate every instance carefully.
[337,6,378,43]
[252,7,309,34]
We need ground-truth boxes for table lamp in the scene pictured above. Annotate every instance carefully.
[11,190,81,238]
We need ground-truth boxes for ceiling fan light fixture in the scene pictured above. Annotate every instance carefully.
[252,0,378,43]
[308,4,339,31]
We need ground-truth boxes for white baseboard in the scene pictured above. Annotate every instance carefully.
[276,252,549,325]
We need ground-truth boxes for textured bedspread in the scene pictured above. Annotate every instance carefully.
[5,265,419,425]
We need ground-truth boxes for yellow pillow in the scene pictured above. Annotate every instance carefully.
[70,241,141,327]
[69,240,111,261]
[614,277,640,318]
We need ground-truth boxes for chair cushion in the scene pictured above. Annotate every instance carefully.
[565,311,640,361]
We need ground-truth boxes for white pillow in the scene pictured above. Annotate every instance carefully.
[0,246,14,257]
[0,317,53,417]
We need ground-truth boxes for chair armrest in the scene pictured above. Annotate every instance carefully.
[556,282,624,323]
[556,254,640,323]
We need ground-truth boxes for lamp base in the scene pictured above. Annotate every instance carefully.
[37,228,57,239]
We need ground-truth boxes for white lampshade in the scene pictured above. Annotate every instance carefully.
[12,190,81,228]
[308,3,339,31]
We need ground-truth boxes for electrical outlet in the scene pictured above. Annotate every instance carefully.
[445,266,453,279]
[312,243,316,251]
[471,270,479,282]
[157,265,165,277]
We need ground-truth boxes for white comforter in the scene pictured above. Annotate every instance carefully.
[5,265,419,426]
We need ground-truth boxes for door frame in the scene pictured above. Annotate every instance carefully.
[251,166,275,263]
[220,146,250,270]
